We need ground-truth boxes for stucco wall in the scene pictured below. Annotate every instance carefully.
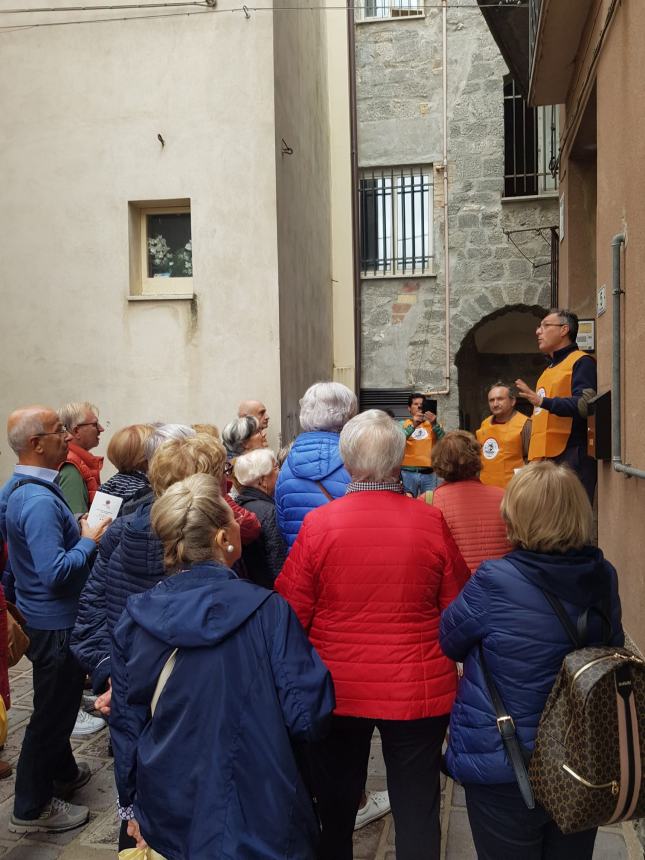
[592,3,645,654]
[356,5,555,428]
[0,6,283,477]
[273,0,334,443]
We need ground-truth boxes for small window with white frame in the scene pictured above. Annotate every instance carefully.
[357,0,424,20]
[129,200,193,296]
[359,166,433,277]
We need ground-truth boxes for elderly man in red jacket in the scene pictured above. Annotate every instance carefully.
[57,401,105,515]
[276,409,469,860]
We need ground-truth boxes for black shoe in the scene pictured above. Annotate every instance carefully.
[53,762,91,800]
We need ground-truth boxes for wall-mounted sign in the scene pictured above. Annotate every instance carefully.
[597,285,607,316]
[578,319,595,352]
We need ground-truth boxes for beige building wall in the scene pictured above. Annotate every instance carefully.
[273,0,335,443]
[556,1,645,651]
[0,2,338,475]
[326,0,357,393]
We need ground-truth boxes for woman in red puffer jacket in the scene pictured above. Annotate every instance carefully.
[276,410,469,860]
[429,431,511,573]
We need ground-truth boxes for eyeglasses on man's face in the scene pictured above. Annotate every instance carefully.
[33,426,68,438]
[537,321,566,330]
[76,420,101,429]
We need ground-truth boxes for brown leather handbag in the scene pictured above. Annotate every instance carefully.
[529,642,645,833]
[6,603,30,668]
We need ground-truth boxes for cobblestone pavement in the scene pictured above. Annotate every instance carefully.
[0,658,640,859]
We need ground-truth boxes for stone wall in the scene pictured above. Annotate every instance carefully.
[356,2,558,428]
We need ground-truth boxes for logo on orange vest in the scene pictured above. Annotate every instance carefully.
[482,438,499,460]
[411,427,429,441]
[534,387,546,415]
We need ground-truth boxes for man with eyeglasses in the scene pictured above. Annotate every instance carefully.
[0,406,111,834]
[515,308,597,502]
[57,402,105,515]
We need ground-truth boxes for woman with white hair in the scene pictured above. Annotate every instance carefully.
[274,381,358,551]
[276,410,470,860]
[234,449,287,589]
[221,415,267,458]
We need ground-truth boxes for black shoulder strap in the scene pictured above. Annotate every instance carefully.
[478,644,535,810]
[540,589,613,648]
[9,478,73,514]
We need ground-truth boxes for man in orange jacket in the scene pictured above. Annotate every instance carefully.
[57,402,105,515]
[476,383,530,489]
[515,309,597,502]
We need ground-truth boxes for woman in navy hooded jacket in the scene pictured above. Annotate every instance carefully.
[275,381,357,550]
[440,461,624,860]
[110,473,334,860]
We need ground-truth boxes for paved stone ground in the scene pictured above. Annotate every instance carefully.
[0,658,641,859]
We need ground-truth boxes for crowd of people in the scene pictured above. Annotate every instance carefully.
[0,308,628,860]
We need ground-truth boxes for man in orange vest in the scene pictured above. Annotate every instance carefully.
[476,383,531,488]
[400,393,445,497]
[57,402,105,515]
[515,309,597,502]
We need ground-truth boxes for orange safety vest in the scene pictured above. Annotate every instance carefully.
[476,411,528,489]
[402,419,436,468]
[65,443,104,503]
[528,349,591,460]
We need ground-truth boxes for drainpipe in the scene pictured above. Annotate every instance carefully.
[427,0,451,396]
[347,0,361,396]
[611,232,645,479]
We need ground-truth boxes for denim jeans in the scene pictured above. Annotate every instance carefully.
[14,627,85,819]
[310,714,449,860]
[401,469,439,498]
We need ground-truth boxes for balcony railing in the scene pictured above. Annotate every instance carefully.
[529,0,542,74]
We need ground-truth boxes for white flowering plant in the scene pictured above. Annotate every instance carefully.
[148,235,192,277]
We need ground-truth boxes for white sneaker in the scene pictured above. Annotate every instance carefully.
[71,709,106,738]
[354,790,391,831]
[9,797,89,833]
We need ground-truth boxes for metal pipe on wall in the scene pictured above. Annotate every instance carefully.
[427,0,451,396]
[611,232,645,479]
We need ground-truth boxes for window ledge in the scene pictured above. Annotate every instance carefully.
[501,193,559,204]
[128,293,195,302]
[356,13,424,23]
[361,272,436,281]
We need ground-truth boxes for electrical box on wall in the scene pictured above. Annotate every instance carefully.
[587,390,611,461]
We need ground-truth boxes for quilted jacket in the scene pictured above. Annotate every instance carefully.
[439,547,624,785]
[111,562,334,860]
[236,486,287,589]
[70,497,164,692]
[276,490,470,720]
[275,431,350,550]
[431,479,511,572]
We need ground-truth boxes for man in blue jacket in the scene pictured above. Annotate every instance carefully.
[0,406,110,834]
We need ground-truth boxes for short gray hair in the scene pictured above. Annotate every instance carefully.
[58,401,99,432]
[299,382,358,433]
[340,409,405,482]
[144,423,196,463]
[234,449,277,487]
[7,411,46,455]
[222,416,260,456]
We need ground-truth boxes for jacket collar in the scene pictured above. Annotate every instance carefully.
[67,442,104,472]
[549,342,579,367]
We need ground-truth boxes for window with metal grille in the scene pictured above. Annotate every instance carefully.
[503,77,558,197]
[359,166,433,276]
[358,0,423,20]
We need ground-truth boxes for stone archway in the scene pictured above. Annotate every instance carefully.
[456,304,547,431]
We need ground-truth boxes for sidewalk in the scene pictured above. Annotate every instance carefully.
[0,658,640,859]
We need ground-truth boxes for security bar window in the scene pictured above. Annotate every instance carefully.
[359,166,433,276]
[504,76,559,197]
[359,0,423,19]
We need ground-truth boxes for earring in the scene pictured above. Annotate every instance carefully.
[226,544,235,553]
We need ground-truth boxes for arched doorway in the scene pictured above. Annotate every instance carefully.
[456,304,547,431]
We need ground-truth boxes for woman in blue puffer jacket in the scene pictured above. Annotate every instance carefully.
[275,381,357,550]
[440,461,624,860]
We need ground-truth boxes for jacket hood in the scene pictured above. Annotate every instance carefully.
[288,431,345,481]
[507,546,614,607]
[126,562,272,647]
